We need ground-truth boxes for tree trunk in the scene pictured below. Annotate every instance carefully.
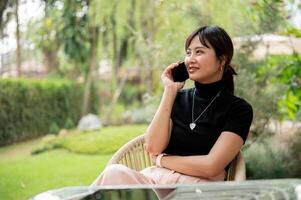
[111,2,118,89]
[104,73,128,124]
[81,26,99,116]
[116,0,135,70]
[15,0,21,77]
[140,0,155,94]
[0,0,9,31]
[117,38,128,68]
[43,50,59,72]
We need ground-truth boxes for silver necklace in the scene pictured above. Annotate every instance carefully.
[190,89,221,130]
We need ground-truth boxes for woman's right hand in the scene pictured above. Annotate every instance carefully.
[161,62,185,91]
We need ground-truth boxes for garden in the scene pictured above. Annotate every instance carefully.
[0,0,301,199]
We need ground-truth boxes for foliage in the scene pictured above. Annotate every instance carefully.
[26,6,62,72]
[125,94,160,124]
[20,0,291,123]
[57,0,91,74]
[245,138,294,179]
[285,26,301,38]
[0,78,94,145]
[127,105,157,124]
[119,82,146,106]
[32,124,148,155]
[245,131,301,179]
[101,102,127,125]
[233,49,301,149]
[233,49,283,144]
[257,55,301,120]
[0,0,13,36]
[247,0,288,33]
[287,130,301,177]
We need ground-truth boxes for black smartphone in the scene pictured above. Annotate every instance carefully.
[171,62,189,82]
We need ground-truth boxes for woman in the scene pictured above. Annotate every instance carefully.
[92,25,253,186]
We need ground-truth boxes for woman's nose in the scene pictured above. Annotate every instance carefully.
[186,54,196,63]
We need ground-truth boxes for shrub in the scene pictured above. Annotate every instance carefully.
[245,133,300,179]
[287,130,301,178]
[0,78,97,145]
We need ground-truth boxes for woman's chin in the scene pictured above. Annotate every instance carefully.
[188,75,201,82]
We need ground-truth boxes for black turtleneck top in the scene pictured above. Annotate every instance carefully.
[163,80,253,157]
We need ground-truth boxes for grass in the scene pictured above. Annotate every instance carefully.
[0,149,111,200]
[33,124,148,154]
[0,124,148,200]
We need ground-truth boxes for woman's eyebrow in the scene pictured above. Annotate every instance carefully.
[187,46,207,50]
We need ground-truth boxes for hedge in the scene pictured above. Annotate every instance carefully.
[0,78,96,145]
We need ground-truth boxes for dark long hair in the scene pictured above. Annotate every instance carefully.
[185,26,237,94]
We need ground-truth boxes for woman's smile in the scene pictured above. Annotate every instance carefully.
[187,66,199,73]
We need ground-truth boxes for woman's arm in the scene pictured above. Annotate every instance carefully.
[145,63,184,155]
[160,131,244,178]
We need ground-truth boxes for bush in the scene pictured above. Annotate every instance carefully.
[256,54,301,120]
[287,130,301,178]
[0,78,97,145]
[245,133,300,179]
[124,93,159,124]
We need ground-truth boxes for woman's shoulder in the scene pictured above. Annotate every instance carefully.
[226,93,253,114]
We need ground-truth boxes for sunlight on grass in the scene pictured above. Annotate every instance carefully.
[33,124,148,154]
[0,124,148,200]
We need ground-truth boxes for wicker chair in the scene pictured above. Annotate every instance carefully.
[108,134,246,181]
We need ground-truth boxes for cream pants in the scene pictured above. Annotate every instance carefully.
[91,164,225,199]
[91,164,225,186]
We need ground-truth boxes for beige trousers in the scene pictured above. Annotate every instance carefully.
[91,164,225,186]
[91,164,225,199]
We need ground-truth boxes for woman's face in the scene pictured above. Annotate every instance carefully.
[184,36,224,83]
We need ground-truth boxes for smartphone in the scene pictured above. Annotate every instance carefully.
[171,62,189,82]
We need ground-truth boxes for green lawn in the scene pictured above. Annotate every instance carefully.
[0,124,148,200]
[32,124,148,154]
[0,149,111,200]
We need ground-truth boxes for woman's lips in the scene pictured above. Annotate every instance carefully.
[188,66,199,73]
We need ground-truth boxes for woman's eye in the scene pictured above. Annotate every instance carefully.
[196,50,203,54]
[186,51,191,56]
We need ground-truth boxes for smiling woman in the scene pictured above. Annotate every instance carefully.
[91,26,253,191]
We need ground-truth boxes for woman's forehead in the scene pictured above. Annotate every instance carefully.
[188,36,212,49]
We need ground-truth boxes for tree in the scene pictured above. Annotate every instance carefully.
[0,0,14,36]
[57,0,95,115]
[0,0,22,76]
[31,0,61,72]
[249,0,288,33]
[15,0,21,77]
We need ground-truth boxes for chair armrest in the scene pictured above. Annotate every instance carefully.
[233,152,246,181]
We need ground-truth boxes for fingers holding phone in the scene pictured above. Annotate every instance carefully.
[161,62,187,90]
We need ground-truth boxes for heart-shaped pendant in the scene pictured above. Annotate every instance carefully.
[189,123,196,130]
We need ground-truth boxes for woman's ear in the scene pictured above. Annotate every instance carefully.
[219,55,226,68]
